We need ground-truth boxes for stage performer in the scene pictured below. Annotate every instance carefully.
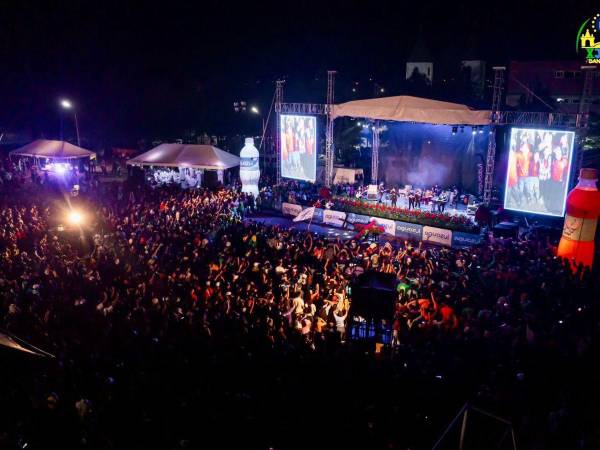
[415,188,422,209]
[408,189,415,209]
[390,188,398,207]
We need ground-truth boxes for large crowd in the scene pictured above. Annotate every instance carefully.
[1,175,599,449]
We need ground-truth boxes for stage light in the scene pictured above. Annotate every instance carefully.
[352,88,356,92]
[357,122,362,126]
[380,88,385,93]
[451,126,458,135]
[478,128,484,134]
[472,128,477,135]
[54,163,66,175]
[60,99,73,109]
[250,106,259,114]
[68,211,83,225]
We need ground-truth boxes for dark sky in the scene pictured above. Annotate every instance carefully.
[0,0,597,147]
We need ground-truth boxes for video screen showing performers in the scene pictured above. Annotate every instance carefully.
[504,128,574,217]
[280,114,317,182]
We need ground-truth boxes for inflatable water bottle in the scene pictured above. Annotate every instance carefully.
[557,168,600,269]
[239,137,260,197]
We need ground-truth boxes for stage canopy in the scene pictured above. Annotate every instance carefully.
[10,139,96,159]
[331,95,491,126]
[126,143,240,170]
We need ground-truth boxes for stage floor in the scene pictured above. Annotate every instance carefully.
[248,214,357,240]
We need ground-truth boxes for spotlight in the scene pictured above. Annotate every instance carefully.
[478,128,484,134]
[357,122,362,126]
[54,163,66,174]
[451,126,458,135]
[68,211,83,225]
[472,128,477,135]
[380,88,385,93]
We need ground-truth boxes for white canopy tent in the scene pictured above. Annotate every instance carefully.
[331,95,491,125]
[9,139,96,160]
[126,143,240,170]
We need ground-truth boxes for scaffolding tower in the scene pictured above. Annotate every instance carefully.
[482,67,505,206]
[325,70,337,187]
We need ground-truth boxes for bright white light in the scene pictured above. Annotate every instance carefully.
[250,106,259,114]
[380,88,385,93]
[60,99,73,109]
[56,164,66,174]
[357,122,362,126]
[68,211,83,225]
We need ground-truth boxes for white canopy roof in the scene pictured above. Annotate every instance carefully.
[10,139,96,159]
[126,143,240,170]
[331,95,491,125]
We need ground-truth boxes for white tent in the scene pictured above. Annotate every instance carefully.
[126,143,240,170]
[331,95,491,125]
[10,139,96,159]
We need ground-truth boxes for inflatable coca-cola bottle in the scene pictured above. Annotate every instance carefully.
[557,168,600,268]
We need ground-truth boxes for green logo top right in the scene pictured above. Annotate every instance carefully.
[578,13,600,64]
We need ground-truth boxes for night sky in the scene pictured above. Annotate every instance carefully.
[0,0,597,147]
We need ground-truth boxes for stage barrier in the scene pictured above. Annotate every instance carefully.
[281,203,481,247]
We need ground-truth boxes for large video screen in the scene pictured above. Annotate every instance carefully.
[504,128,574,217]
[280,114,317,182]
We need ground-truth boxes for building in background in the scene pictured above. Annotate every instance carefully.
[506,60,600,112]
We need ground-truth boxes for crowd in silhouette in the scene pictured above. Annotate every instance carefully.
[0,177,599,449]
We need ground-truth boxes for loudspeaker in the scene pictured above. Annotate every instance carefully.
[350,271,397,320]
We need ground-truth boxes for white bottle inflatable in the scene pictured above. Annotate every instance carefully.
[239,137,260,197]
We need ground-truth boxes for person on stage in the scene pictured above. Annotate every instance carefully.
[408,189,415,209]
[415,188,422,209]
[438,191,449,213]
[390,188,398,207]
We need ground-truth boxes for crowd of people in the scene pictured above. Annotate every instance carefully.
[0,175,599,449]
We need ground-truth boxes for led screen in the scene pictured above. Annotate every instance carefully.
[280,114,317,182]
[504,128,574,217]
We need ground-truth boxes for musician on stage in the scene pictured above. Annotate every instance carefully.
[408,189,416,209]
[390,188,398,207]
[415,188,422,209]
[438,191,449,213]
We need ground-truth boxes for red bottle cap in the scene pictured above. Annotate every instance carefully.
[580,168,598,180]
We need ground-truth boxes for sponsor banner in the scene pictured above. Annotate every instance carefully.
[323,209,347,227]
[346,213,371,225]
[369,217,396,236]
[282,202,302,217]
[452,231,482,247]
[312,208,324,223]
[394,221,423,241]
[422,226,453,247]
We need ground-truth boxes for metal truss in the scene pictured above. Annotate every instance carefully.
[276,102,328,115]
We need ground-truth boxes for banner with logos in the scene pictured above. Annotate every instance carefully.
[369,217,396,236]
[323,209,347,227]
[346,213,371,225]
[422,226,453,246]
[394,221,423,241]
[451,231,482,247]
[282,202,302,217]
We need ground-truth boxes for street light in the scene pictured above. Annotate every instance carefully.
[59,98,81,146]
